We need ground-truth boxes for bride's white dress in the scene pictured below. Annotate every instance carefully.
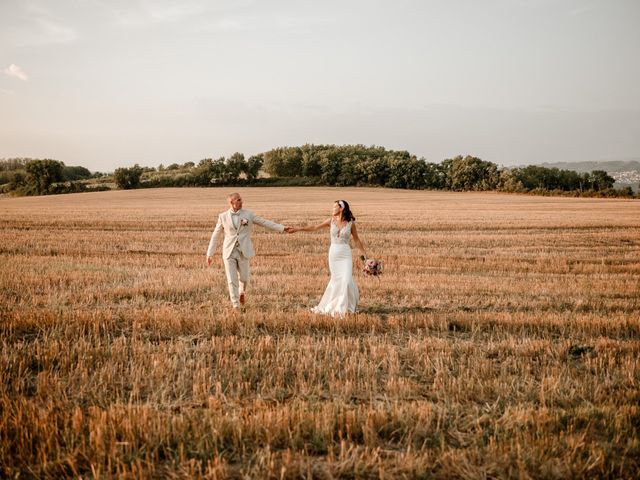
[311,220,359,316]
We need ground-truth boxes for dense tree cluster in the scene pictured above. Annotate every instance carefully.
[0,158,96,195]
[512,165,615,192]
[257,145,622,194]
[113,164,143,189]
[192,153,263,185]
[0,148,635,198]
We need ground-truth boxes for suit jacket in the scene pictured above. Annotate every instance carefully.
[206,208,284,259]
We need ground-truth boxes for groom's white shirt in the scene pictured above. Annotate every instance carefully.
[207,208,285,259]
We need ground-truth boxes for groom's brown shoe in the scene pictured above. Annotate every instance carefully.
[239,293,245,306]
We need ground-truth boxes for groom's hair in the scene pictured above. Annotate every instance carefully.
[337,200,356,222]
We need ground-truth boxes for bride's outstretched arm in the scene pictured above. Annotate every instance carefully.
[351,223,368,258]
[290,218,331,233]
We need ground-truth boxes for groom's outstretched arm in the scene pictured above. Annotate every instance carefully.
[251,213,286,233]
[206,215,223,261]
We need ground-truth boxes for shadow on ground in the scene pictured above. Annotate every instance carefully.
[359,305,435,316]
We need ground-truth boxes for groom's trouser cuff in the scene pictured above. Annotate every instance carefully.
[224,248,250,307]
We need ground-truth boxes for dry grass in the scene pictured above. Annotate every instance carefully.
[1,187,639,479]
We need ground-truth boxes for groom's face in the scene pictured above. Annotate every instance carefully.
[229,195,243,211]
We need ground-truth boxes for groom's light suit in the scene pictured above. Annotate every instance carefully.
[207,208,284,308]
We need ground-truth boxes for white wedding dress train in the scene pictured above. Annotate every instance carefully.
[311,221,359,316]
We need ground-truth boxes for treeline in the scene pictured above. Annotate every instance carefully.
[110,153,264,189]
[0,158,106,195]
[128,144,633,198]
[2,147,638,198]
[258,145,627,195]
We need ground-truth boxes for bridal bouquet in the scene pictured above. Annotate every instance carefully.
[360,256,383,276]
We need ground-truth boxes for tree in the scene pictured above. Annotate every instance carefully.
[114,164,143,189]
[0,158,30,171]
[448,156,499,191]
[63,165,92,181]
[25,159,65,195]
[226,153,246,182]
[301,146,321,177]
[514,165,558,190]
[244,155,263,181]
[192,158,227,185]
[319,150,342,185]
[262,147,304,177]
[337,156,361,186]
[8,171,26,192]
[423,161,447,189]
[439,158,454,189]
[589,170,615,191]
[497,169,526,193]
[617,186,635,198]
[385,156,426,189]
[281,147,303,176]
[263,149,285,177]
[557,169,582,191]
[356,157,390,186]
[402,158,430,190]
[578,172,591,192]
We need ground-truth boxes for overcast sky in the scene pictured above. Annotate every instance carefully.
[1,0,639,171]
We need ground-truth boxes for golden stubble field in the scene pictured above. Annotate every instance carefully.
[1,187,639,479]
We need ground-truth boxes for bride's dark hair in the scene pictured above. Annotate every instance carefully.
[336,200,355,222]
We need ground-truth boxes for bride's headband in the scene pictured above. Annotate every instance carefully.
[338,200,345,209]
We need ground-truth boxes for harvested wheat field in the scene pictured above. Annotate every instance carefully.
[1,187,639,478]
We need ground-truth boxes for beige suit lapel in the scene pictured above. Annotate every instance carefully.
[236,210,247,232]
[227,210,238,233]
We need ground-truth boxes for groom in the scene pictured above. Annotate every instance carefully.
[206,192,290,310]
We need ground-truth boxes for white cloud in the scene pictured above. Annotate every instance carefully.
[3,64,29,81]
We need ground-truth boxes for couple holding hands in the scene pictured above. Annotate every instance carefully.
[206,193,368,316]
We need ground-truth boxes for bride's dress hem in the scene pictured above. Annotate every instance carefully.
[310,306,359,318]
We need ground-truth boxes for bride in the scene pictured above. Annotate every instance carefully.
[290,200,368,316]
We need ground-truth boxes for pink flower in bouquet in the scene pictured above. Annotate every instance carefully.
[360,256,383,276]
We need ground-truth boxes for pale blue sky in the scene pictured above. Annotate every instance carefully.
[1,0,639,171]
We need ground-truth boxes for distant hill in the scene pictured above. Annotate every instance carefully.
[515,159,640,192]
[533,160,640,173]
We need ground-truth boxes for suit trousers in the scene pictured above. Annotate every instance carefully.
[223,245,250,308]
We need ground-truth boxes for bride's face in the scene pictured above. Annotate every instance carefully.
[332,202,342,216]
